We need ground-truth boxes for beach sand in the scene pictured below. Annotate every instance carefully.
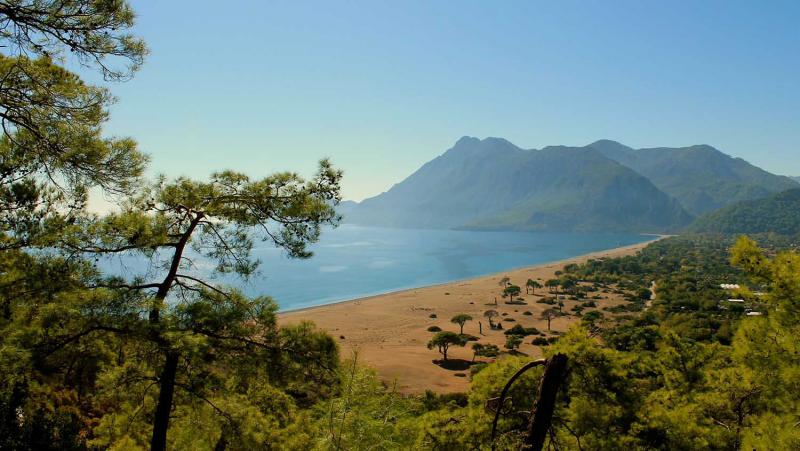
[279,238,659,393]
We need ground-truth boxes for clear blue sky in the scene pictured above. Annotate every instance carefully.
[98,1,800,201]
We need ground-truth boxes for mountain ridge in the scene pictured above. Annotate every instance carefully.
[345,137,693,233]
[343,137,792,233]
[688,188,800,236]
[586,140,797,215]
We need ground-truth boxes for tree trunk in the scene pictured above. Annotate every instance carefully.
[524,354,568,451]
[149,213,204,449]
[213,428,228,451]
[151,351,179,451]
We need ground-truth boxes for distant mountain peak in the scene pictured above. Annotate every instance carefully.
[445,136,521,157]
[590,141,796,215]
[345,136,693,233]
[587,139,633,151]
[452,136,515,147]
[453,136,480,146]
[683,144,724,154]
[343,135,793,232]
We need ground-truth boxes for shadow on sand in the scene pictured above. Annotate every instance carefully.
[433,358,473,371]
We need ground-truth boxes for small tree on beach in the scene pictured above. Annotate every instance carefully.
[541,308,560,331]
[427,331,467,361]
[503,285,522,302]
[581,310,604,327]
[545,279,560,293]
[561,278,577,294]
[526,279,542,295]
[499,276,511,288]
[505,334,523,352]
[450,314,473,335]
[483,310,499,328]
[471,343,500,362]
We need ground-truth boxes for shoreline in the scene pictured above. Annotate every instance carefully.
[279,235,665,393]
[280,235,664,314]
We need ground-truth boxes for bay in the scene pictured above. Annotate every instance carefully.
[236,225,651,311]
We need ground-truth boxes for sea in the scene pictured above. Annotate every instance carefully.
[234,225,651,311]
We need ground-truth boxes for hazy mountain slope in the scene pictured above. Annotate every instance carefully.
[346,137,692,232]
[792,176,800,184]
[688,188,800,235]
[351,137,525,229]
[588,140,798,216]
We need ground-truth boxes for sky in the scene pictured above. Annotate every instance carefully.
[92,1,800,201]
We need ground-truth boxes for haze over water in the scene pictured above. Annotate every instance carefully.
[240,225,650,311]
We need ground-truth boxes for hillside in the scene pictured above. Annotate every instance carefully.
[588,140,797,215]
[346,137,692,232]
[688,188,800,235]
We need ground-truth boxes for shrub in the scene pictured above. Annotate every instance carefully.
[427,326,442,332]
[504,324,540,336]
[469,363,488,377]
[531,337,549,346]
[505,334,523,351]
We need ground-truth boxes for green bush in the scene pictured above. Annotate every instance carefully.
[531,337,549,346]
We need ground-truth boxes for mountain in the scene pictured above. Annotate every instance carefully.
[345,137,692,233]
[688,188,800,236]
[588,140,798,216]
[792,176,800,184]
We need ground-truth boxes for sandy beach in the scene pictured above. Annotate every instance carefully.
[279,238,659,393]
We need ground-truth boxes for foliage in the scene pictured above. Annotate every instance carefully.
[501,284,521,301]
[525,278,542,294]
[314,356,420,450]
[483,309,499,327]
[504,335,522,351]
[503,324,539,337]
[426,331,467,361]
[450,314,472,334]
[471,343,500,361]
[689,188,800,236]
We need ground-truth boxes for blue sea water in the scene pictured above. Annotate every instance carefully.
[224,225,651,311]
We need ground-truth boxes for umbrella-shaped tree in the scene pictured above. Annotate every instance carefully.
[450,314,473,335]
[427,331,467,361]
